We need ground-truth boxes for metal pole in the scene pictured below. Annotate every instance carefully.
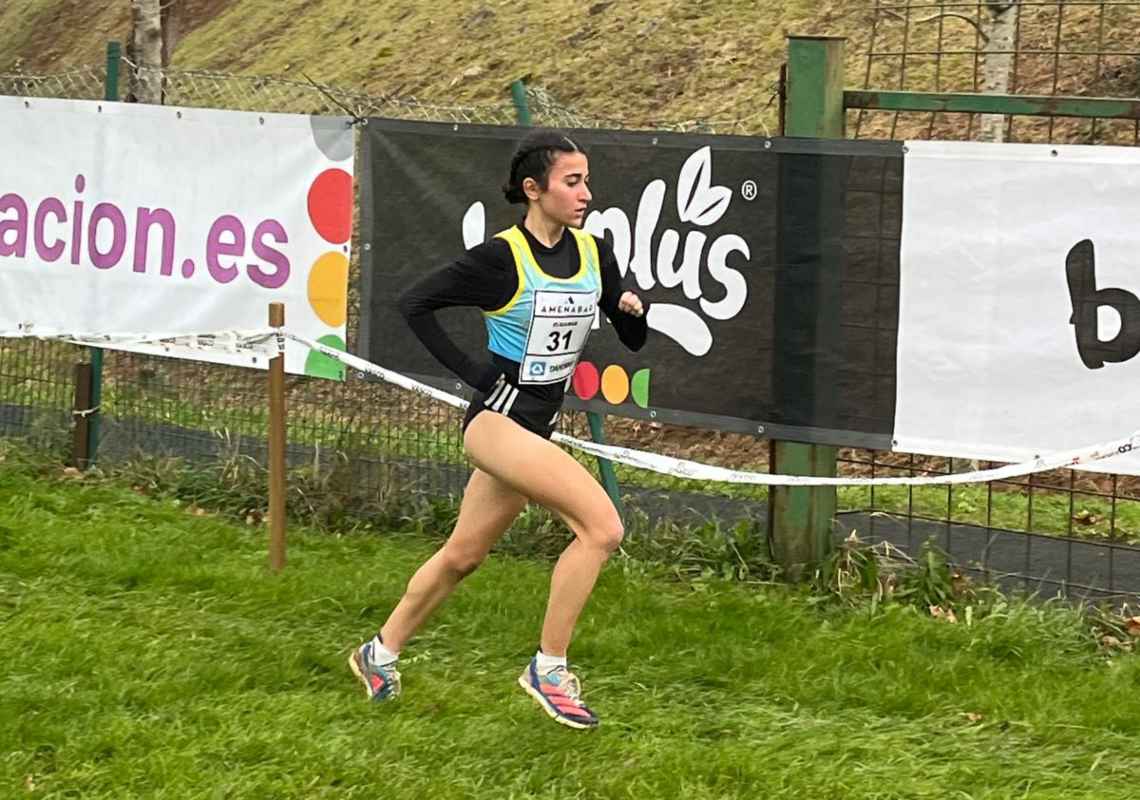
[510,79,532,125]
[768,36,845,579]
[268,302,287,573]
[105,40,121,102]
[85,40,121,468]
[508,77,623,513]
[587,411,623,510]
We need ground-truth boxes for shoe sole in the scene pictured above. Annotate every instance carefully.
[348,650,374,700]
[349,649,400,701]
[517,675,597,730]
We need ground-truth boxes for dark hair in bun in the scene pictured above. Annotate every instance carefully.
[502,129,584,204]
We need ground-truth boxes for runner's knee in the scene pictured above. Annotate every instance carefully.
[583,510,624,553]
[442,543,487,579]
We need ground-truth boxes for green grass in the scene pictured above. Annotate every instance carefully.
[618,468,1140,543]
[5,457,1140,798]
[841,483,1140,544]
[5,0,1133,130]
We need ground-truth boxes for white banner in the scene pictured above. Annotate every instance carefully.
[897,140,1140,474]
[0,96,354,377]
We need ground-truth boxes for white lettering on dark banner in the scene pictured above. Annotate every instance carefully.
[461,146,751,358]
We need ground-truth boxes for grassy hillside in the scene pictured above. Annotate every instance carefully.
[1,0,874,127]
[8,0,1140,140]
[7,1,1140,137]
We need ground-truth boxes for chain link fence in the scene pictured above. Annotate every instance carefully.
[1,55,781,132]
[3,20,1140,600]
[0,56,762,517]
[839,0,1140,600]
[853,0,1140,143]
[0,65,106,101]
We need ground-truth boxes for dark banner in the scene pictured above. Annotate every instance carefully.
[359,119,902,447]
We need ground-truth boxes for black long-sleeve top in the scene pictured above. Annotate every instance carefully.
[398,223,649,404]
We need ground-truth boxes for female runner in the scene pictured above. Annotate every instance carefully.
[350,129,648,729]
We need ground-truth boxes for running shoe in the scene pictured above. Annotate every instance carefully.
[517,657,599,729]
[348,640,401,702]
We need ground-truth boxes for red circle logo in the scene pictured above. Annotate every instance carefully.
[572,362,600,400]
[307,168,353,244]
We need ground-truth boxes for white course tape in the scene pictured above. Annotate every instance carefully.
[0,327,281,355]
[284,331,468,411]
[8,326,1136,487]
[285,331,1140,488]
[556,425,1140,487]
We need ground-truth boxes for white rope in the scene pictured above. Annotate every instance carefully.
[8,325,1135,487]
[0,327,281,357]
[283,331,1140,488]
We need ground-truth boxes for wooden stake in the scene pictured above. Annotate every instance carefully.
[71,362,93,469]
[268,302,286,573]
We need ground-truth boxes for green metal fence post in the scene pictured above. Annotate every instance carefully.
[105,40,121,101]
[508,78,623,513]
[768,36,845,579]
[585,412,623,509]
[85,40,121,467]
[509,79,532,125]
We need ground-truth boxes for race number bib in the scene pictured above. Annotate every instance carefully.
[519,289,597,385]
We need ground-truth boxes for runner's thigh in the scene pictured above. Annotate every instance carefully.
[446,467,528,556]
[463,411,618,541]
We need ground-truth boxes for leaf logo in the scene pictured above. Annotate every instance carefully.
[462,202,485,250]
[676,146,731,227]
[646,303,712,357]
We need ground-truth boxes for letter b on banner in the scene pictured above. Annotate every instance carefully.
[1066,239,1140,369]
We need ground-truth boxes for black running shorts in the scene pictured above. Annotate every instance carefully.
[462,376,561,440]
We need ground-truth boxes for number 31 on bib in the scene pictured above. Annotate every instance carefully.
[520,289,598,385]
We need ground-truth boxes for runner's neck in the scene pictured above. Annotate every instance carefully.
[523,210,566,249]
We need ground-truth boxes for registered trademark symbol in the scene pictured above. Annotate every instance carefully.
[741,180,758,201]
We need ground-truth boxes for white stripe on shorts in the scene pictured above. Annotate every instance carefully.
[500,387,520,417]
[490,385,516,413]
[484,381,508,410]
[488,384,513,412]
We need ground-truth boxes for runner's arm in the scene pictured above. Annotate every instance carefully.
[397,240,515,392]
[596,237,649,351]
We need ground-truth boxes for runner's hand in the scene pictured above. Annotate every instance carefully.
[618,291,644,317]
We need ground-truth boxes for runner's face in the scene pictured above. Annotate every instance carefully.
[534,151,591,227]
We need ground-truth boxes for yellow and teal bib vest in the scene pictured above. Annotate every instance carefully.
[483,225,603,386]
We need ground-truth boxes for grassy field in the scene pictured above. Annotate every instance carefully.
[5,451,1140,798]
